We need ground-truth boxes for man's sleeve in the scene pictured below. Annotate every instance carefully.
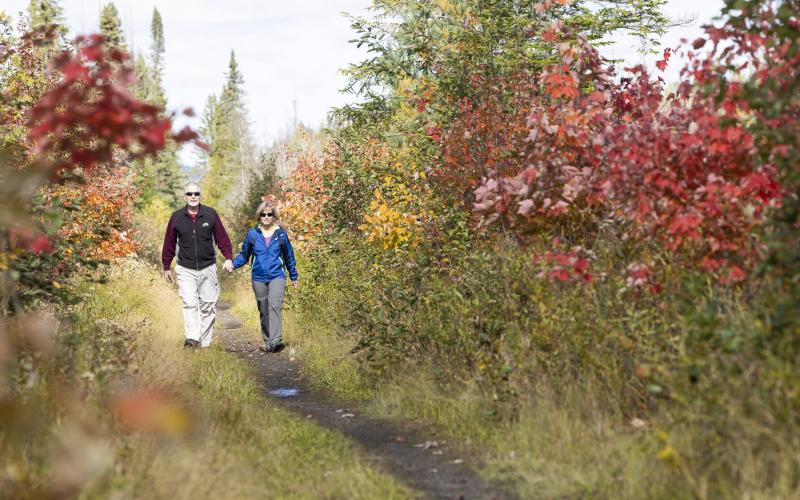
[213,214,234,260]
[161,215,177,270]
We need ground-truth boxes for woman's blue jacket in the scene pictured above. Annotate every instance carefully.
[232,226,298,282]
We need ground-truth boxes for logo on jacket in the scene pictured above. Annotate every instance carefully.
[203,222,209,227]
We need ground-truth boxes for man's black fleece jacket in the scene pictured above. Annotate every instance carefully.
[161,204,233,271]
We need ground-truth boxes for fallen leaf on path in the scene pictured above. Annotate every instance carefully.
[341,413,355,418]
[451,459,464,464]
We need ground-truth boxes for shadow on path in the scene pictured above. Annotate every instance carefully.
[216,302,516,500]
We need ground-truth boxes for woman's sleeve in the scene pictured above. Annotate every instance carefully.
[283,235,298,281]
[232,232,252,269]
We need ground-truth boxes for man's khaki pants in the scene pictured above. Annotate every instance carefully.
[175,264,219,347]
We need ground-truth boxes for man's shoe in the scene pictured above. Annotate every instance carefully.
[272,343,285,353]
[183,339,200,349]
[259,345,273,353]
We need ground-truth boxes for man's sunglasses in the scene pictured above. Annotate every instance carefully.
[260,212,274,217]
[185,192,201,197]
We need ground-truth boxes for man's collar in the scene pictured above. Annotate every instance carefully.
[184,204,202,215]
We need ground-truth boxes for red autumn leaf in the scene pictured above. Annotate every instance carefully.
[548,268,571,281]
[173,126,199,143]
[29,235,53,254]
[667,214,704,236]
[70,149,98,167]
[80,45,103,61]
[720,265,747,284]
[541,27,558,43]
[573,258,590,274]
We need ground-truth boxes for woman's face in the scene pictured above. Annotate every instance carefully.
[259,208,275,226]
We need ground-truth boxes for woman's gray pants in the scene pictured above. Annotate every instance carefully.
[251,278,286,349]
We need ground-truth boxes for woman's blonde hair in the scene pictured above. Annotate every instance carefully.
[255,201,280,224]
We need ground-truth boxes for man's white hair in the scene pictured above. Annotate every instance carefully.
[184,182,201,192]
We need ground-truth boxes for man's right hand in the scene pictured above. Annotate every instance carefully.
[164,270,174,284]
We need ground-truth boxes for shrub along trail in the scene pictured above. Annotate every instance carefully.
[217,301,515,500]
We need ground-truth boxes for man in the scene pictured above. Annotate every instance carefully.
[161,183,234,348]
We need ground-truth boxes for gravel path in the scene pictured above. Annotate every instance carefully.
[216,302,516,500]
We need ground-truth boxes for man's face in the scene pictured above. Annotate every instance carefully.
[185,186,201,208]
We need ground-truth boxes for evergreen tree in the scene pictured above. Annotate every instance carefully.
[200,51,257,211]
[220,50,245,114]
[99,3,126,51]
[27,0,67,34]
[149,8,165,85]
[132,54,154,100]
[150,145,183,202]
[231,152,279,237]
[130,9,166,108]
[191,94,218,180]
[129,8,182,209]
[26,0,67,58]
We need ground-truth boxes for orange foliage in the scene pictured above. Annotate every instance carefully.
[277,145,333,249]
[42,167,140,261]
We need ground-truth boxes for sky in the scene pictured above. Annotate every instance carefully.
[4,0,724,167]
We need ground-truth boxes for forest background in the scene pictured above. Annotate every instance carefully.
[1,0,799,498]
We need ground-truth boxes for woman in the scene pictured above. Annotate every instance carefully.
[232,201,298,353]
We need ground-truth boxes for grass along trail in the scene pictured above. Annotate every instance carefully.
[217,301,516,500]
[43,261,412,499]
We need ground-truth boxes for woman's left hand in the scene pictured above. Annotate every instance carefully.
[291,280,298,288]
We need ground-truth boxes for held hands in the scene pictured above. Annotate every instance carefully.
[291,280,298,289]
[165,261,232,283]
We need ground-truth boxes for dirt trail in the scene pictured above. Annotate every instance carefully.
[216,302,516,500]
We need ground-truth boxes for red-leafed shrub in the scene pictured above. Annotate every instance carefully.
[472,17,784,281]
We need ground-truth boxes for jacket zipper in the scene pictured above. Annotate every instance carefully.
[256,228,285,277]
[192,215,200,271]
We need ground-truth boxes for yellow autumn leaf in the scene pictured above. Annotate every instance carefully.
[657,445,678,465]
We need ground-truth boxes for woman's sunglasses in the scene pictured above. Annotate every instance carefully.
[260,212,274,217]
